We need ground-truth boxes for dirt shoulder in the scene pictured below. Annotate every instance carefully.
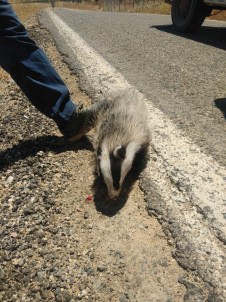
[0,15,188,302]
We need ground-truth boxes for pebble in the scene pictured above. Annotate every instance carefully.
[84,212,89,219]
[119,295,127,302]
[97,264,107,272]
[12,258,24,267]
[37,271,46,282]
[6,175,14,184]
[0,268,5,279]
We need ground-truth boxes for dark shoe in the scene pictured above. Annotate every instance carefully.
[59,104,96,142]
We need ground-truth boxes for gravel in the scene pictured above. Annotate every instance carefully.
[0,14,189,302]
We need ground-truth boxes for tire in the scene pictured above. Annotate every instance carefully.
[171,0,212,33]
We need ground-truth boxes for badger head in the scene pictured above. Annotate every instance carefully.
[97,140,142,199]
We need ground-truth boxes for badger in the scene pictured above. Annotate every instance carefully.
[92,88,151,199]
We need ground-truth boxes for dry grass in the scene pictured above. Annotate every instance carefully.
[56,1,101,11]
[135,3,171,14]
[11,2,50,23]
[208,10,226,21]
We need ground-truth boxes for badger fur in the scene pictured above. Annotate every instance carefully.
[93,89,151,199]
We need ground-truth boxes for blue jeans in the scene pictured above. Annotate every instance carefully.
[0,0,76,126]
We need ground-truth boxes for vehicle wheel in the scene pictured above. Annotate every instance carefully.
[171,0,212,33]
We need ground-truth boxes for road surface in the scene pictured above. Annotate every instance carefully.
[39,9,226,300]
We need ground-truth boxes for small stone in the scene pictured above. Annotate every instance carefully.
[62,291,72,302]
[37,271,46,281]
[40,290,48,299]
[0,268,5,279]
[10,232,18,238]
[6,175,14,184]
[119,295,127,302]
[90,252,95,260]
[84,212,89,219]
[55,294,62,302]
[97,264,107,272]
[23,207,34,216]
[85,267,95,276]
[12,258,24,267]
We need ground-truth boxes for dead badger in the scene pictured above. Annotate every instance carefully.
[92,89,151,199]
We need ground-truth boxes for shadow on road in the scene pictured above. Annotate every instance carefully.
[152,24,226,51]
[214,98,226,120]
[0,135,93,171]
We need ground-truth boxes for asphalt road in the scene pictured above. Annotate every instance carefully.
[39,9,226,300]
[42,9,226,166]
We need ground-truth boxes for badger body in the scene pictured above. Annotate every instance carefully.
[93,89,151,199]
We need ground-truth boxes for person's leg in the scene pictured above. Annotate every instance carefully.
[0,0,97,141]
[0,0,77,127]
[0,1,99,142]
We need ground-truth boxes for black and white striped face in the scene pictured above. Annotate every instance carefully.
[97,141,141,199]
[97,144,125,198]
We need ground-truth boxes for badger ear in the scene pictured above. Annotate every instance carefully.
[113,145,126,160]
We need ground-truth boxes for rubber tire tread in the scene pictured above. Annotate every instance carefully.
[171,0,209,33]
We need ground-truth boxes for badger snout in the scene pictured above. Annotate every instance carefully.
[107,187,121,199]
[97,144,123,199]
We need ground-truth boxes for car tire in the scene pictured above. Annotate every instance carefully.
[171,0,212,33]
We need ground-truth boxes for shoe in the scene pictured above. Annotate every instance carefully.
[59,104,96,142]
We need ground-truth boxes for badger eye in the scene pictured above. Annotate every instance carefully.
[113,145,126,161]
[117,146,126,160]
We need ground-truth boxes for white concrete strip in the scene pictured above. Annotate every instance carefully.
[47,11,226,295]
[143,148,226,296]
